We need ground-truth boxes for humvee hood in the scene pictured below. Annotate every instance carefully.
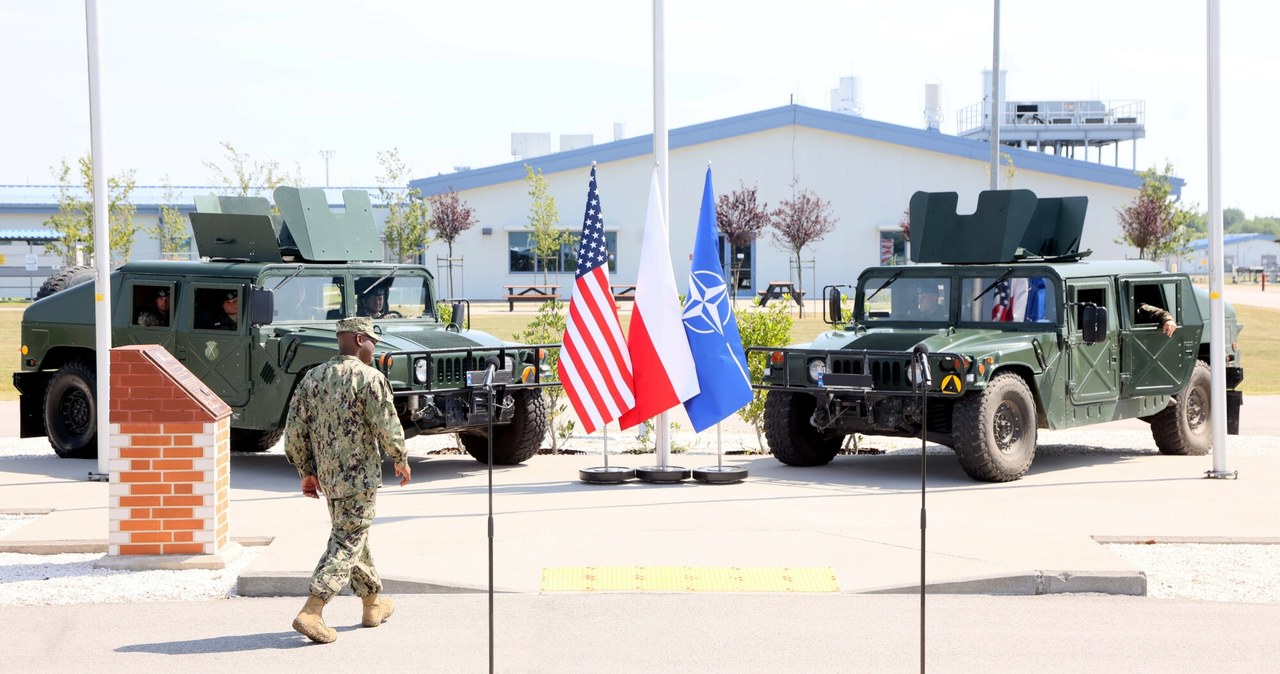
[371,324,507,351]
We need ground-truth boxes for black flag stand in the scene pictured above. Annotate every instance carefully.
[912,343,931,674]
[692,422,747,484]
[579,424,635,484]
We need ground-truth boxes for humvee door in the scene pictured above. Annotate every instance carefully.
[1119,275,1203,397]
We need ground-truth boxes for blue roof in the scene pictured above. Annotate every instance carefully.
[0,185,390,214]
[0,228,59,242]
[1188,232,1277,249]
[409,104,1170,196]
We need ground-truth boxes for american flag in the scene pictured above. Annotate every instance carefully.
[557,166,635,434]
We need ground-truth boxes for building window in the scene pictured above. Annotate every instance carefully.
[878,228,908,266]
[508,231,617,274]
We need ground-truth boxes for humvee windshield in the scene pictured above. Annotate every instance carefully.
[263,270,436,322]
[861,276,952,323]
[860,271,1060,326]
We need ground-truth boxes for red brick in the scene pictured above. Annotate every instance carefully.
[163,422,209,434]
[163,470,206,482]
[119,423,163,435]
[152,507,193,519]
[162,495,205,507]
[129,507,151,519]
[119,495,162,507]
[172,483,193,495]
[131,435,172,447]
[118,544,162,556]
[171,531,194,543]
[163,446,205,458]
[127,483,173,495]
[129,531,173,544]
[120,447,161,459]
[162,519,204,531]
[119,519,162,531]
[119,471,162,483]
[152,459,193,471]
[162,543,205,555]
[169,435,195,446]
[129,459,151,471]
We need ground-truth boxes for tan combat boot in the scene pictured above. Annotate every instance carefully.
[292,594,337,643]
[361,593,395,627]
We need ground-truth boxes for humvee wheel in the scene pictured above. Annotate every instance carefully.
[44,360,98,459]
[460,389,548,465]
[230,428,285,453]
[763,391,842,466]
[1151,360,1211,456]
[952,372,1036,482]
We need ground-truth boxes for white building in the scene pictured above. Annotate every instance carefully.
[1179,233,1280,278]
[410,104,1162,300]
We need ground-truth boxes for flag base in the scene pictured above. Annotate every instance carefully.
[692,465,748,484]
[635,465,690,483]
[579,466,635,484]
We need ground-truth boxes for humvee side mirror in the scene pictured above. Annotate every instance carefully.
[249,287,274,326]
[825,286,843,325]
[448,301,466,332]
[1081,304,1106,344]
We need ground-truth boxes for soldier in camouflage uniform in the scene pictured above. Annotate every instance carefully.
[284,316,412,644]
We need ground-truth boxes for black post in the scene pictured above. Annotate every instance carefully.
[481,357,500,674]
[912,343,931,674]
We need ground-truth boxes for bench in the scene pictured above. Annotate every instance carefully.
[756,281,804,307]
[505,284,561,311]
[610,284,636,303]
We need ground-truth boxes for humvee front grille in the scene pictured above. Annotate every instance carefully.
[434,355,483,387]
[830,356,912,388]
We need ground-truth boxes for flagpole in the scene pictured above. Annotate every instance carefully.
[653,0,671,470]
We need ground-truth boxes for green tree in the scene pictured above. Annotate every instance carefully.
[1116,162,1196,262]
[374,148,430,263]
[735,301,795,451]
[43,156,138,266]
[203,141,300,198]
[516,299,568,452]
[524,165,572,285]
[147,177,192,259]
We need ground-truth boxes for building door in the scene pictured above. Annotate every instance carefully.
[718,235,752,298]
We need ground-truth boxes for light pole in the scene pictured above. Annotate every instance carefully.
[319,149,335,187]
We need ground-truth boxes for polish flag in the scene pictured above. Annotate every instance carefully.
[618,167,699,429]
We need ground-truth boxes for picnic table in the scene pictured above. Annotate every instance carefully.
[504,284,561,311]
[610,284,637,303]
[757,281,804,307]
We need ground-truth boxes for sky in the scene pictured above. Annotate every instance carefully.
[2,0,1277,218]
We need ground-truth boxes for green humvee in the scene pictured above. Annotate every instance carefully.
[14,187,554,464]
[757,189,1244,482]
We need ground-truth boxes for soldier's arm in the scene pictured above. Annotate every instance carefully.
[1137,303,1177,336]
[367,375,409,470]
[283,383,316,478]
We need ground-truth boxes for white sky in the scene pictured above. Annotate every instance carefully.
[1,0,1276,217]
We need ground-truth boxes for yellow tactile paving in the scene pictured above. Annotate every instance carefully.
[541,566,839,593]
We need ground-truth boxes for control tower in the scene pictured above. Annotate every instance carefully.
[955,70,1145,169]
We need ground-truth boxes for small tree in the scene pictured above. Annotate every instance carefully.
[735,301,795,451]
[428,187,477,297]
[44,156,138,266]
[769,178,837,315]
[1116,162,1196,262]
[524,165,572,285]
[374,149,430,263]
[147,178,192,259]
[203,141,300,198]
[716,182,769,302]
[516,299,570,452]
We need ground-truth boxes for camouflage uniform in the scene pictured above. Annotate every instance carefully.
[285,349,407,601]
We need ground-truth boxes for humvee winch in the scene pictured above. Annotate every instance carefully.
[15,187,555,464]
[756,189,1244,482]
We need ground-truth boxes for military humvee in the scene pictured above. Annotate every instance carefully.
[756,189,1244,482]
[14,187,554,464]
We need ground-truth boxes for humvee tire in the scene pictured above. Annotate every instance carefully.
[951,372,1037,482]
[763,391,842,466]
[36,265,95,300]
[1151,360,1212,456]
[44,359,98,459]
[231,428,285,453]
[460,389,548,465]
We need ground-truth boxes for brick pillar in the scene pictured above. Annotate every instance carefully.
[106,345,233,563]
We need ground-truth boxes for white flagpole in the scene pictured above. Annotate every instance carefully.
[1205,0,1232,478]
[85,0,112,480]
[653,0,671,469]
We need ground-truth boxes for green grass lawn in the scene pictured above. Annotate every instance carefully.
[3,301,1275,402]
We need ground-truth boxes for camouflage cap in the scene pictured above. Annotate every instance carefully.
[336,316,378,340]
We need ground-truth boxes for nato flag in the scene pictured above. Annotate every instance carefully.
[682,167,753,432]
